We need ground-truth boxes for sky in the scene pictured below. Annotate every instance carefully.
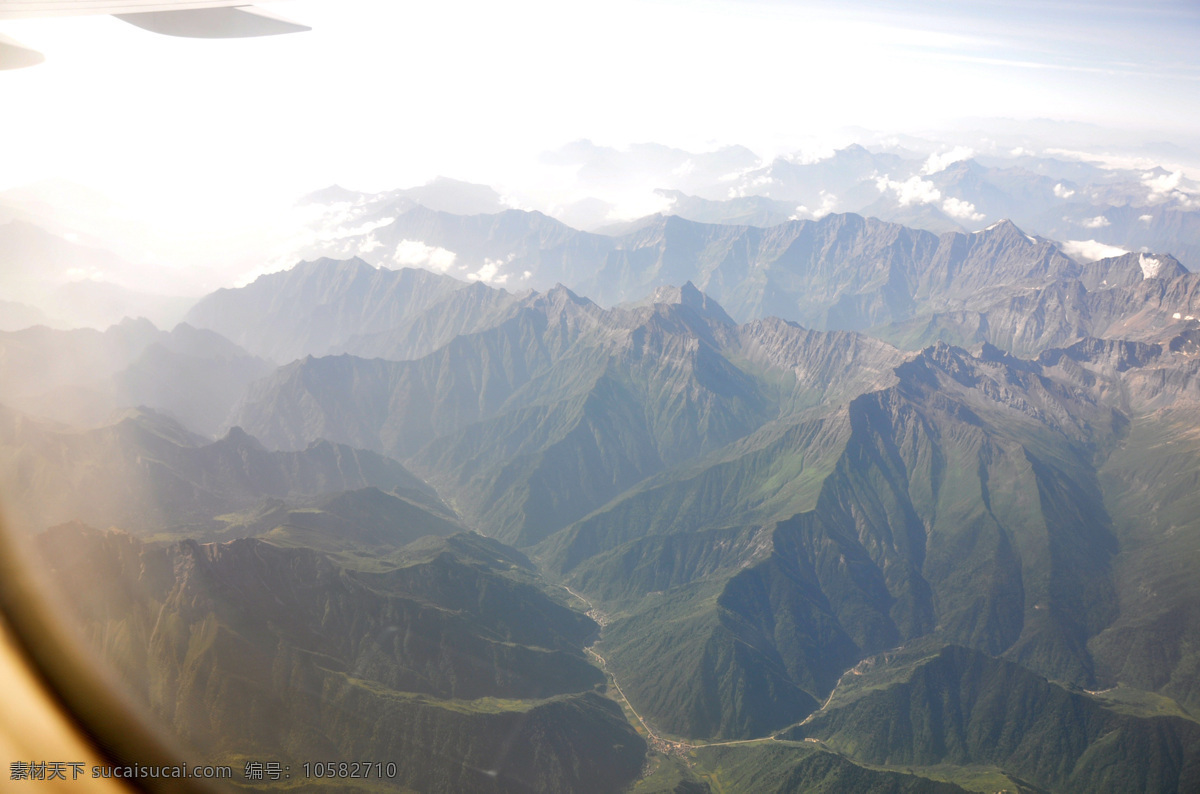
[0,0,1197,292]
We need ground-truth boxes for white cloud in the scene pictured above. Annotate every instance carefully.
[728,173,779,199]
[1053,183,1075,199]
[1059,239,1128,261]
[393,239,458,272]
[1081,215,1110,229]
[468,260,503,283]
[1139,214,1154,222]
[498,192,525,210]
[1139,170,1199,207]
[876,174,941,206]
[791,191,838,220]
[942,197,984,221]
[314,215,395,244]
[1143,170,1182,197]
[921,146,974,175]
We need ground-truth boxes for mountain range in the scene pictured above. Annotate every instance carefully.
[4,195,1200,792]
[275,204,1197,341]
[296,142,1200,271]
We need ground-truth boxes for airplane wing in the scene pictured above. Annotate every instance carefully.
[0,1,308,69]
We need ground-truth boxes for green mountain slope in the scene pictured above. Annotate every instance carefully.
[789,645,1200,794]
[35,524,645,793]
[543,340,1148,743]
[692,743,975,794]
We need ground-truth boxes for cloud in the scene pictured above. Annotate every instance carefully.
[783,144,837,165]
[1143,170,1182,197]
[921,146,973,175]
[942,197,984,221]
[1053,183,1075,199]
[1081,215,1110,229]
[791,191,838,220]
[876,174,941,206]
[1139,214,1154,222]
[1140,170,1199,207]
[469,260,507,284]
[393,239,458,272]
[728,173,779,199]
[469,255,516,284]
[1059,239,1128,262]
[312,213,395,244]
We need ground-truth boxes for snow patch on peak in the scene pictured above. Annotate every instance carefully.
[981,219,1020,233]
[1140,254,1164,280]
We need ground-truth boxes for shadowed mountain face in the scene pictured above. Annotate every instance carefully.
[36,525,645,794]
[537,340,1133,740]
[229,284,907,547]
[787,645,1200,794]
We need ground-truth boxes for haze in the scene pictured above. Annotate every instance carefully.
[0,0,1198,304]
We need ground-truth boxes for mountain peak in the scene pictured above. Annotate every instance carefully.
[111,406,206,447]
[647,281,735,325]
[541,283,591,309]
[1077,251,1188,290]
[220,425,266,451]
[974,218,1037,242]
[980,218,1017,233]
